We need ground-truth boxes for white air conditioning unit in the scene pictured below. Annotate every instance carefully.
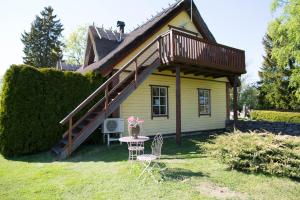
[102,118,124,133]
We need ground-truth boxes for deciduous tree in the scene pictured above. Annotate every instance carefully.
[63,25,88,65]
[269,0,300,103]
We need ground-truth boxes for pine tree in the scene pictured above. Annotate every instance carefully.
[21,6,64,67]
[258,34,299,110]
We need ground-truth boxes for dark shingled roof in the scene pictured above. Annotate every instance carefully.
[87,26,128,62]
[79,0,216,75]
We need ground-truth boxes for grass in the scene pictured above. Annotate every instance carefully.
[0,135,300,200]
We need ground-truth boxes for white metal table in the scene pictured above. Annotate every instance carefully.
[119,136,150,160]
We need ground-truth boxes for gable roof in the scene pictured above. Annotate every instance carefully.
[83,26,128,66]
[79,0,216,75]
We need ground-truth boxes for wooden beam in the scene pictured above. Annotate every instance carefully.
[213,75,226,78]
[183,70,198,75]
[176,66,181,145]
[233,76,238,128]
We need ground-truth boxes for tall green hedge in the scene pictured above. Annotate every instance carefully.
[251,110,300,123]
[0,65,104,157]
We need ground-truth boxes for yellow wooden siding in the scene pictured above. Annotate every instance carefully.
[116,10,227,135]
[120,73,227,136]
[115,10,201,70]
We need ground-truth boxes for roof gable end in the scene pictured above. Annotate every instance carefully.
[80,0,216,74]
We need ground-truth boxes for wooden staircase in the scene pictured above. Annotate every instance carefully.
[52,36,162,160]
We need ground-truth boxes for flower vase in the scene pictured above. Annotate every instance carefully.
[128,124,140,139]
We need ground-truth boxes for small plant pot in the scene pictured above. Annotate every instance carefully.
[128,125,140,139]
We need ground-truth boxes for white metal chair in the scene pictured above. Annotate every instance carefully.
[137,133,164,182]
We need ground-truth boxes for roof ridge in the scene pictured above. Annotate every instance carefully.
[81,0,217,74]
[131,0,183,32]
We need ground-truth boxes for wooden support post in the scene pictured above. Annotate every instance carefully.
[176,66,181,145]
[233,76,238,128]
[68,118,72,156]
[170,30,174,59]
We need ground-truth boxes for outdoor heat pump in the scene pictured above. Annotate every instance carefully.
[102,118,124,133]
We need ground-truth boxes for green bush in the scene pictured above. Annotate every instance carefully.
[251,110,300,123]
[203,131,300,179]
[0,65,104,157]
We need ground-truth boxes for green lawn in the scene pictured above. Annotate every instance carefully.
[0,135,299,200]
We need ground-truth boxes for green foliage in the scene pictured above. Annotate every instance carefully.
[251,110,300,123]
[203,131,300,179]
[270,0,300,67]
[0,65,104,157]
[290,68,300,100]
[239,84,259,110]
[21,6,64,67]
[268,0,300,102]
[64,25,88,65]
[257,34,300,110]
[230,77,259,111]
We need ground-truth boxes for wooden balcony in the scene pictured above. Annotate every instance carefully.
[159,29,246,75]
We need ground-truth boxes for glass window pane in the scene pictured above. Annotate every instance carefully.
[200,105,205,113]
[199,89,211,115]
[160,97,166,105]
[199,90,203,97]
[152,87,159,96]
[160,88,166,96]
[204,106,209,114]
[152,86,168,117]
[153,106,159,115]
[204,98,208,105]
[160,106,166,115]
[200,96,205,105]
[153,97,160,106]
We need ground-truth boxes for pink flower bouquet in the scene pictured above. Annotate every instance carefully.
[127,116,144,138]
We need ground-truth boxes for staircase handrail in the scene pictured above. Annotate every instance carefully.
[60,33,166,125]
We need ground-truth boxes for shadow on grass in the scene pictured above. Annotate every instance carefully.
[8,135,214,164]
[9,143,129,163]
[163,167,209,181]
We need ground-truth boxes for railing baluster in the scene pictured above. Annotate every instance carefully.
[159,37,162,64]
[105,85,109,113]
[68,118,72,156]
[159,29,245,76]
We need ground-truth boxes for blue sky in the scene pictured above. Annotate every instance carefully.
[0,0,273,83]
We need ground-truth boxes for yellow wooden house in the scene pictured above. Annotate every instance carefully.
[52,0,246,159]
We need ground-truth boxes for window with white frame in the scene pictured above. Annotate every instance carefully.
[198,89,211,116]
[151,86,168,118]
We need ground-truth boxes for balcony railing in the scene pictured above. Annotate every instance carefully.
[159,29,246,74]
